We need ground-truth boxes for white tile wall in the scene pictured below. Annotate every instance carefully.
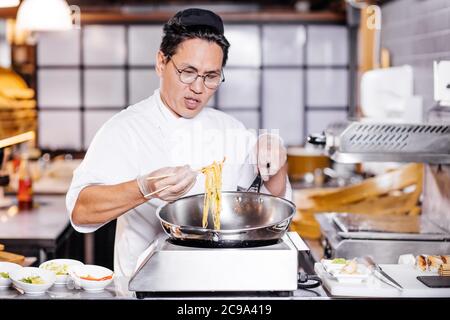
[38,69,81,108]
[218,69,260,109]
[307,69,348,107]
[263,69,304,146]
[84,110,119,149]
[39,111,81,149]
[306,110,348,135]
[307,26,348,66]
[224,25,261,67]
[84,69,126,108]
[225,110,259,130]
[37,30,80,66]
[128,25,163,66]
[35,22,350,151]
[262,25,305,66]
[128,69,160,105]
[83,25,126,66]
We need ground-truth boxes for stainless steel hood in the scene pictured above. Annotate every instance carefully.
[309,122,450,164]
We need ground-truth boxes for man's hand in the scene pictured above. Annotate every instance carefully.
[137,165,197,201]
[254,134,287,182]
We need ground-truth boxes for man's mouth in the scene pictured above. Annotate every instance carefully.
[184,97,201,110]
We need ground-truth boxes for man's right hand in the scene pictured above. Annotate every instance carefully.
[137,165,197,201]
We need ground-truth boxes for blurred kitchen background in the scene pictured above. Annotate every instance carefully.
[1,0,449,269]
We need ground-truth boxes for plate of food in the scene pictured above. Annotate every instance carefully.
[39,259,84,285]
[321,258,371,283]
[415,255,450,272]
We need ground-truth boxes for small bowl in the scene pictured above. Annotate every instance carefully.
[39,259,84,285]
[68,265,114,292]
[10,267,56,295]
[0,262,23,289]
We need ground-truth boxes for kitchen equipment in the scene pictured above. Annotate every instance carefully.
[363,256,403,290]
[315,263,450,297]
[287,146,331,182]
[316,212,450,264]
[128,231,309,296]
[310,104,450,263]
[156,191,295,247]
[309,121,450,164]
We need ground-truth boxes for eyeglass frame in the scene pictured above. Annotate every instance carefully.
[168,58,225,90]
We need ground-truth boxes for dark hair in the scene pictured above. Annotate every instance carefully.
[160,14,230,67]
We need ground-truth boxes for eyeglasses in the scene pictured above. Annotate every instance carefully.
[170,59,225,90]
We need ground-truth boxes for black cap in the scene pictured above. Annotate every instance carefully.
[178,8,224,35]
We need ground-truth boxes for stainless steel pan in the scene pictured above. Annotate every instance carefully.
[156,191,296,248]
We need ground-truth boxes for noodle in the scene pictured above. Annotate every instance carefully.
[201,157,226,230]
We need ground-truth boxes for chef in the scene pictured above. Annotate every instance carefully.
[66,8,292,277]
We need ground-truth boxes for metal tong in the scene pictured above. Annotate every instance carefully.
[245,162,270,193]
[364,256,403,291]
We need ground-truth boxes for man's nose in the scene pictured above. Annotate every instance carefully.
[189,76,204,94]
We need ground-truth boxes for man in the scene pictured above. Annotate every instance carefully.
[66,8,291,277]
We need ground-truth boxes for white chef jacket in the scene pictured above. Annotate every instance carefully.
[66,89,292,277]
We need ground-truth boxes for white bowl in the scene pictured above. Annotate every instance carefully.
[0,262,23,289]
[68,265,114,292]
[39,259,84,285]
[10,267,56,295]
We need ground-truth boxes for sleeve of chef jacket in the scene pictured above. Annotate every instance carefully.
[66,115,140,233]
[237,127,293,202]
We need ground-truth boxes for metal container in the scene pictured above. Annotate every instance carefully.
[156,191,296,247]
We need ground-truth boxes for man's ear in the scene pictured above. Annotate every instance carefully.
[155,51,167,76]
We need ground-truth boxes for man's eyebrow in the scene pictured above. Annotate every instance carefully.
[179,63,221,74]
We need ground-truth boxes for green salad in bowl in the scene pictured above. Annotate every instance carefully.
[0,262,22,288]
[39,259,84,285]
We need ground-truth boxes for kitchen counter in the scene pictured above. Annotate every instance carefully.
[0,195,72,263]
[0,277,329,300]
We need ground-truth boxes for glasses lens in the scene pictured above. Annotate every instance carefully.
[204,74,222,89]
[179,70,197,84]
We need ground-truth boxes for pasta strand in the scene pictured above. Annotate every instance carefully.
[201,157,226,229]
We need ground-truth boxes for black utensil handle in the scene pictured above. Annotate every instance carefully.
[307,133,326,146]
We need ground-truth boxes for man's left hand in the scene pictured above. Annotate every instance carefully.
[254,133,287,181]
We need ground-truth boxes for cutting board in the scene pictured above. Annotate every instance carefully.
[315,263,450,298]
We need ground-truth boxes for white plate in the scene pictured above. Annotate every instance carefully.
[39,259,84,285]
[330,264,371,284]
[321,259,350,272]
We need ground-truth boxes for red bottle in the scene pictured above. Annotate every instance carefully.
[17,155,33,210]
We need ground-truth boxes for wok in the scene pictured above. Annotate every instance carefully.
[156,191,296,248]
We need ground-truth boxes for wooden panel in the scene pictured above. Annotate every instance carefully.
[291,163,424,239]
[0,250,25,265]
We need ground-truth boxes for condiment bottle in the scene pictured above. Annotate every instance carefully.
[17,154,33,210]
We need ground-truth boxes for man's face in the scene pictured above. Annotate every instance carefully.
[156,38,224,119]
